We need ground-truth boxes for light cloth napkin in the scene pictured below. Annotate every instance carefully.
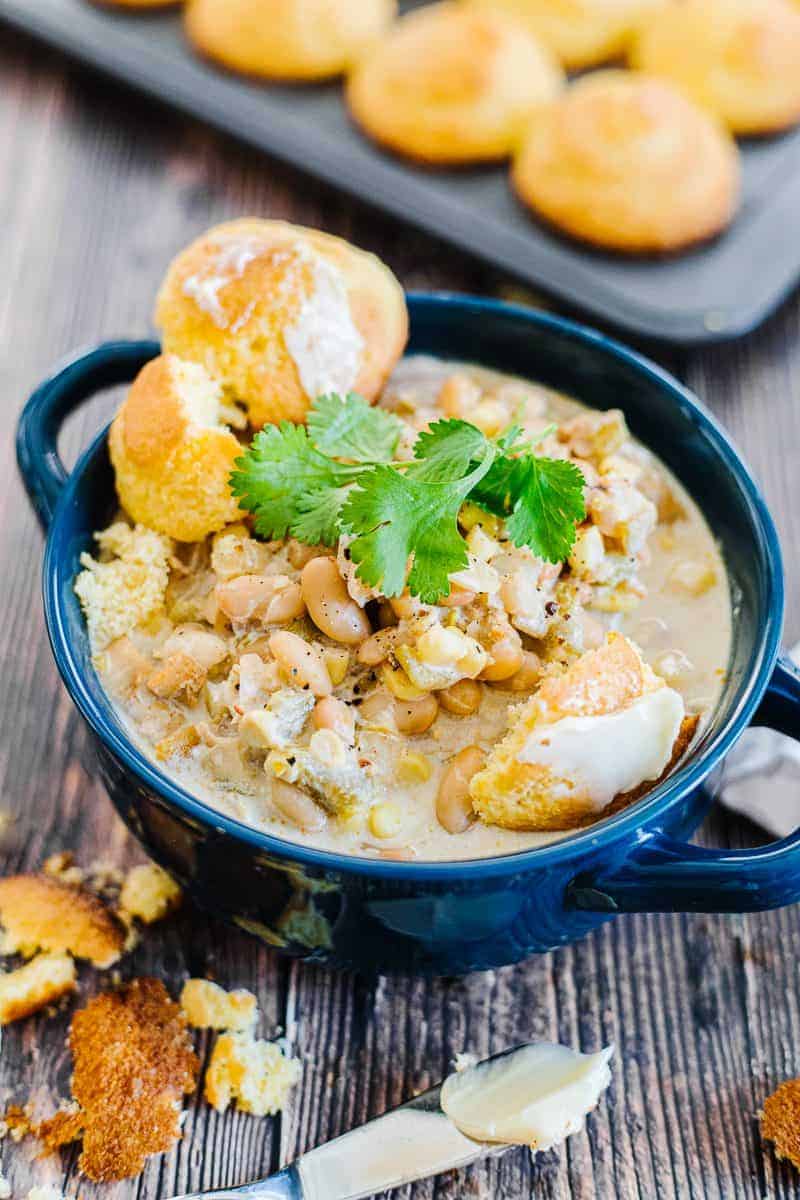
[715,642,800,838]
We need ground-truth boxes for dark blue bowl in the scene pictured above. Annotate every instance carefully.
[16,295,800,975]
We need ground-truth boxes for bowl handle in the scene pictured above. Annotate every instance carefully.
[16,340,160,529]
[567,656,800,914]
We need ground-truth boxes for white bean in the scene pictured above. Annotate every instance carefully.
[301,557,371,645]
[268,631,332,697]
[436,746,485,834]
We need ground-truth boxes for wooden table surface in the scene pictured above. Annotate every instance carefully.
[2,26,800,1200]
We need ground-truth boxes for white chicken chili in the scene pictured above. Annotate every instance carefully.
[78,356,731,862]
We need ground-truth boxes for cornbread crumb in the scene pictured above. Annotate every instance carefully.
[204,1032,300,1116]
[2,1108,31,1142]
[180,979,257,1032]
[33,1101,84,1155]
[120,863,182,925]
[74,521,172,654]
[0,874,125,968]
[38,978,199,1182]
[761,1078,800,1169]
[0,953,77,1025]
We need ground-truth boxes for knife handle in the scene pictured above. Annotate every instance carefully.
[174,1166,303,1200]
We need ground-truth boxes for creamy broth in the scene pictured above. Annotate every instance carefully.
[92,356,731,862]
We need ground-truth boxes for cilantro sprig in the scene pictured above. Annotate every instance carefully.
[230,392,585,603]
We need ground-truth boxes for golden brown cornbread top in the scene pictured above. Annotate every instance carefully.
[631,0,800,133]
[116,355,193,468]
[64,978,199,1181]
[0,874,126,968]
[761,1078,800,1168]
[154,218,407,426]
[157,221,318,346]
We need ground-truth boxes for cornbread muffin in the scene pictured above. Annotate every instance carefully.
[108,354,243,542]
[465,0,667,69]
[185,0,396,81]
[346,2,564,164]
[155,219,408,426]
[631,0,800,135]
[470,633,688,831]
[512,71,740,253]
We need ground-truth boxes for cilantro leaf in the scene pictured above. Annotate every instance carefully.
[408,418,490,482]
[307,393,402,464]
[230,423,359,544]
[473,454,586,562]
[292,485,354,547]
[341,452,496,603]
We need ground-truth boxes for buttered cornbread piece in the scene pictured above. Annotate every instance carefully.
[465,0,667,69]
[512,71,740,254]
[631,0,800,135]
[185,0,396,81]
[155,219,408,427]
[109,354,243,543]
[470,633,687,831]
[346,2,564,164]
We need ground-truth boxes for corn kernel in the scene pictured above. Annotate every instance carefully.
[381,663,426,701]
[369,803,403,839]
[396,752,432,784]
[324,647,350,686]
[459,503,502,537]
[669,561,716,597]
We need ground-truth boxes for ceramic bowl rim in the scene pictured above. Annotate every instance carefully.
[41,295,784,882]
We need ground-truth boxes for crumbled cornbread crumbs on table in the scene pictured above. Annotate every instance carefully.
[34,978,199,1182]
[761,1078,800,1168]
[119,863,182,925]
[205,1031,301,1116]
[0,953,76,1025]
[0,874,125,968]
[73,522,172,654]
[180,979,257,1031]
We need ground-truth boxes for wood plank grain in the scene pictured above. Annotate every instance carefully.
[1,21,800,1200]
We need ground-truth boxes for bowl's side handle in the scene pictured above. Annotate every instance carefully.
[16,340,160,529]
[567,656,800,914]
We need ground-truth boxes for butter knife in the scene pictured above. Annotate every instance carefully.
[175,1049,516,1200]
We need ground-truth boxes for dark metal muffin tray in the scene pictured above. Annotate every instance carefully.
[4,0,800,344]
